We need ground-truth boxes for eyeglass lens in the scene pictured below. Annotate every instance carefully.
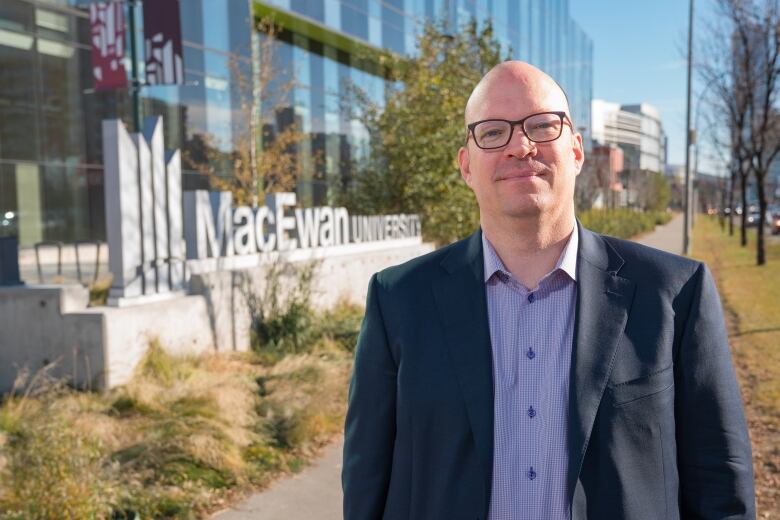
[473,113,563,148]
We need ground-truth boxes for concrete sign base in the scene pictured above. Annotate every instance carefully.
[0,241,433,393]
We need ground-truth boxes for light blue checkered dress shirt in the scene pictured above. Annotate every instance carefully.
[482,226,578,520]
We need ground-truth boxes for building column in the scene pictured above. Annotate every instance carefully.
[15,162,42,247]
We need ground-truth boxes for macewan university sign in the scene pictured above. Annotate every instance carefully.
[183,191,421,259]
[102,117,421,305]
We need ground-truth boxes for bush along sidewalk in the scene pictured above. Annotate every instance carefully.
[578,208,672,239]
[0,262,364,520]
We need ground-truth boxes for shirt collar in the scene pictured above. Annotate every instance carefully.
[482,222,579,284]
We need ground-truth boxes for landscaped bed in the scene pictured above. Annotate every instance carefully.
[0,299,362,519]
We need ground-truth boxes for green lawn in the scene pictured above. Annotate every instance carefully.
[692,218,780,518]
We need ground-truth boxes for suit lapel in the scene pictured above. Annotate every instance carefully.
[432,231,494,498]
[567,227,636,499]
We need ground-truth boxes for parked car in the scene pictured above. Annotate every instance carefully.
[746,211,762,227]
[772,211,780,235]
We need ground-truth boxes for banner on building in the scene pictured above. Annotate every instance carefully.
[90,2,128,91]
[143,0,184,85]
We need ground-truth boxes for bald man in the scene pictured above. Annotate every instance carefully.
[342,61,755,520]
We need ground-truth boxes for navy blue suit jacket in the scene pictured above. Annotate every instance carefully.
[342,226,755,519]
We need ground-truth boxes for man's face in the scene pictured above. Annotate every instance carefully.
[458,71,585,224]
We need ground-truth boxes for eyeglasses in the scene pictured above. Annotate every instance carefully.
[466,111,573,149]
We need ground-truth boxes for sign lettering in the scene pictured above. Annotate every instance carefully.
[182,192,422,260]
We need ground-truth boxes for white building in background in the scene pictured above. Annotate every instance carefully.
[591,100,667,173]
[665,164,686,184]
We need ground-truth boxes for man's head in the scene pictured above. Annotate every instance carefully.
[458,61,584,229]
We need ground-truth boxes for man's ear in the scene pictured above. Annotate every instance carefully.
[572,133,585,176]
[458,146,473,187]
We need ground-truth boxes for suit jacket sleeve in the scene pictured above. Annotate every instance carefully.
[676,263,755,518]
[342,273,397,520]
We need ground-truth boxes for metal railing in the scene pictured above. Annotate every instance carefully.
[33,241,102,286]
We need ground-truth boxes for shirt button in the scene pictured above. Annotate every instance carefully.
[526,348,536,359]
[527,292,535,303]
[527,467,537,480]
[528,406,536,418]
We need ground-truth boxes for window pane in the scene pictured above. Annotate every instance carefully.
[0,0,33,33]
[38,39,85,162]
[0,42,39,161]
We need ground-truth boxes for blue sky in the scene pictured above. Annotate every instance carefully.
[570,0,717,171]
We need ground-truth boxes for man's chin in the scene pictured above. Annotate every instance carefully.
[495,191,545,215]
[501,202,545,220]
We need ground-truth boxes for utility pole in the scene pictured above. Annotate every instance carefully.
[683,0,695,255]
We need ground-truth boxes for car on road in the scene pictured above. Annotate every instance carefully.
[746,210,762,227]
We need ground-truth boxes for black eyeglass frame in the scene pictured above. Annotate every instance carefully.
[466,111,574,149]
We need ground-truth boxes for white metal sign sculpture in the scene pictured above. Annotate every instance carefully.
[102,117,184,305]
[103,117,422,305]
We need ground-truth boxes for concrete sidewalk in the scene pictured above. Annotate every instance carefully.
[210,214,686,520]
[211,439,344,520]
[633,213,684,255]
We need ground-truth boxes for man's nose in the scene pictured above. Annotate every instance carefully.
[504,127,536,159]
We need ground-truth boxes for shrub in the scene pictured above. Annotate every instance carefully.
[0,393,116,519]
[258,399,312,449]
[578,209,671,239]
[248,261,318,360]
[313,300,365,352]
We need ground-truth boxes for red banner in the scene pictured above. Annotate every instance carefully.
[89,2,128,91]
[143,0,184,85]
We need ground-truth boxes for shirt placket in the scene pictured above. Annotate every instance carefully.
[522,279,550,518]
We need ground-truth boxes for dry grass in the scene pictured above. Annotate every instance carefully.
[88,275,112,307]
[0,303,360,519]
[1,257,363,519]
[692,217,780,518]
[0,387,115,519]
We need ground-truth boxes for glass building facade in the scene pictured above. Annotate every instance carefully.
[0,0,592,247]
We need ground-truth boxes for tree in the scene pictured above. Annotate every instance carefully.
[701,0,780,264]
[698,106,740,236]
[630,170,671,213]
[574,159,602,212]
[343,20,505,245]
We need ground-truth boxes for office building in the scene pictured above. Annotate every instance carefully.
[0,0,593,247]
[591,99,666,173]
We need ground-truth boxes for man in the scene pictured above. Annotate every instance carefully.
[342,61,755,519]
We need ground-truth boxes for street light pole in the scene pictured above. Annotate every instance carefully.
[683,0,695,255]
